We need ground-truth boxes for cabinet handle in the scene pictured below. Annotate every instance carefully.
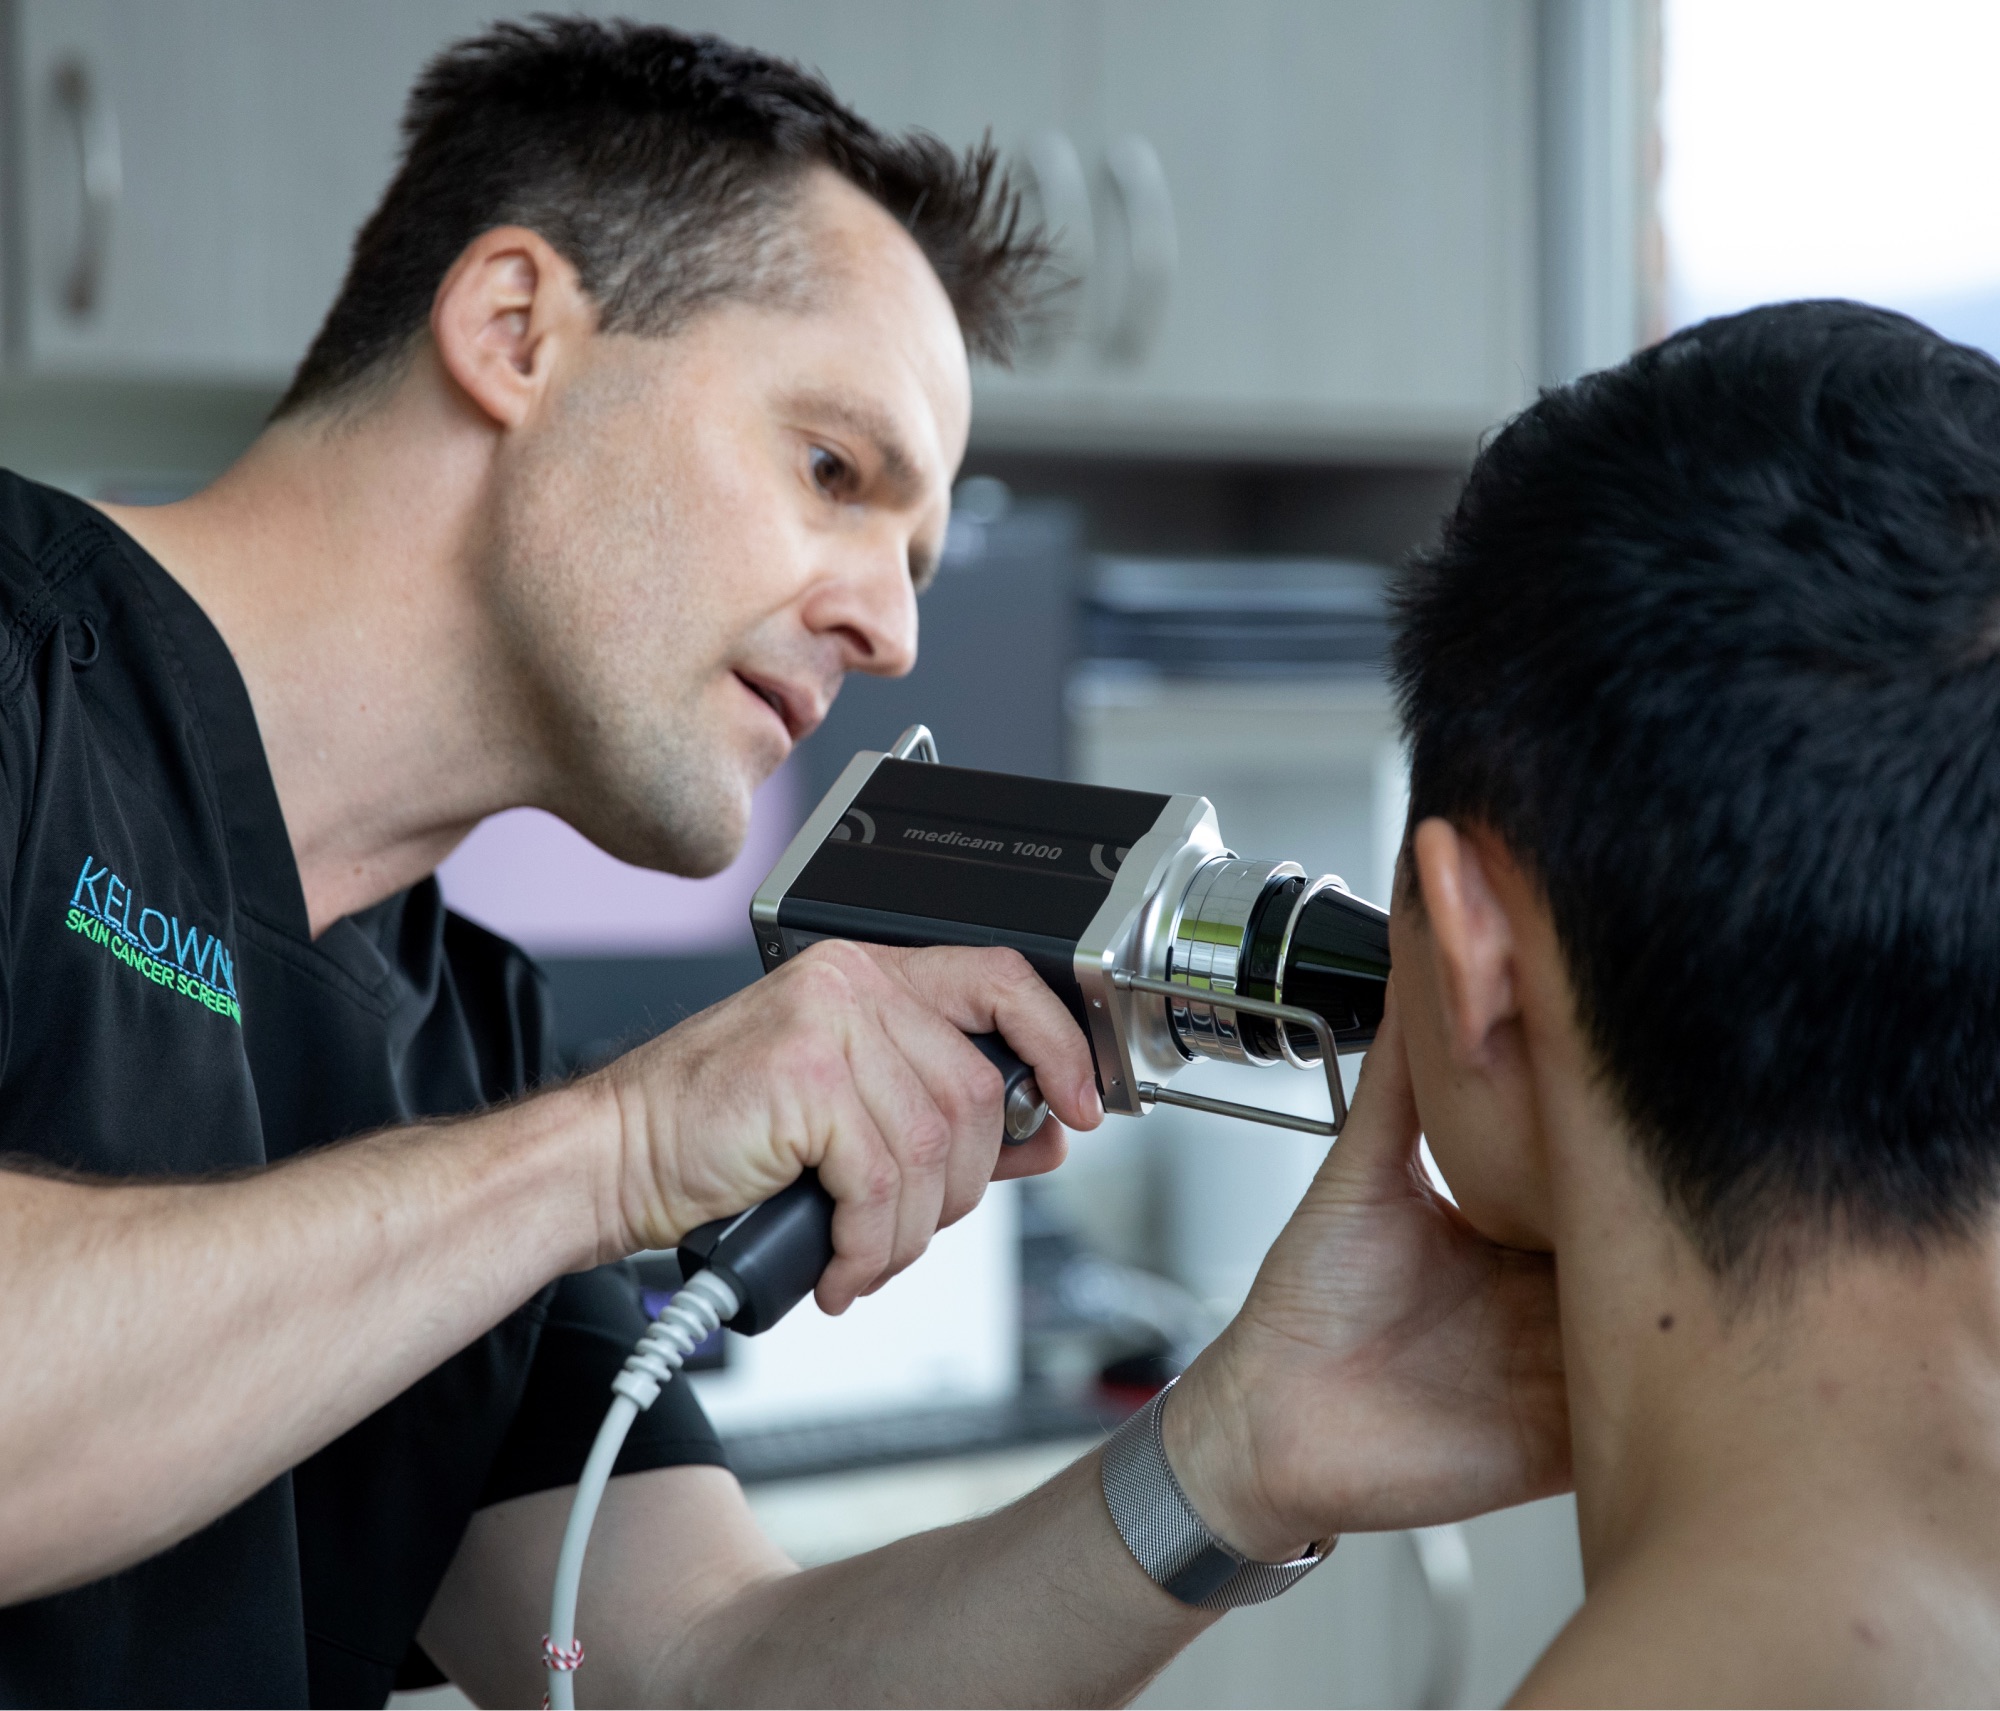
[52,57,122,319]
[1404,1523,1473,1708]
[1016,132,1093,363]
[1095,134,1176,364]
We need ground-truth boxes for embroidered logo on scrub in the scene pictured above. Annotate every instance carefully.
[65,855,241,1024]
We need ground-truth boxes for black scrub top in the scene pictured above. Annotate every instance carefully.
[0,472,727,1709]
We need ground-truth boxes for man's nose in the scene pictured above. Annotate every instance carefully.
[812,540,920,680]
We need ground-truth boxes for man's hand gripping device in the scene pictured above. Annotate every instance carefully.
[544,725,1390,1705]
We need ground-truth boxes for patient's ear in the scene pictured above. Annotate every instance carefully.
[1400,820,1552,1248]
[1410,818,1520,1064]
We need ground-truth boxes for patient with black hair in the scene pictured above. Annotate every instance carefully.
[1374,300,2000,1701]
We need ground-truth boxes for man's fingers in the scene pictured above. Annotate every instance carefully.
[811,1089,900,1314]
[840,1020,958,1294]
[869,986,1009,1230]
[992,1119,1068,1180]
[875,945,1103,1132]
[780,942,1033,1308]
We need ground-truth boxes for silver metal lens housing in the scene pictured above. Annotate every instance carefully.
[1165,856,1305,1065]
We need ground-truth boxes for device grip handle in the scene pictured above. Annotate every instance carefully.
[677,1169,835,1336]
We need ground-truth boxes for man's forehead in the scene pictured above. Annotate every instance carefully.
[788,171,971,446]
[575,170,970,491]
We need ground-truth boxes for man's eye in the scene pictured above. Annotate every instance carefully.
[809,445,855,498]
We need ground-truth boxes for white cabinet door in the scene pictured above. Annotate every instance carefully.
[975,0,1540,456]
[10,0,498,377]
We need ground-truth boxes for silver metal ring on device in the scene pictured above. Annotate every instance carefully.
[1166,857,1304,1066]
[1005,1078,1049,1142]
[1271,873,1350,1070]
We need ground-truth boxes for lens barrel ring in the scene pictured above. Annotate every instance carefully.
[1166,856,1305,1066]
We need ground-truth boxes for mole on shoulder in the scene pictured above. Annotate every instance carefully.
[1657,1313,1675,1331]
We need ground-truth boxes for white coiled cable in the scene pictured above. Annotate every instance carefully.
[544,1266,741,1709]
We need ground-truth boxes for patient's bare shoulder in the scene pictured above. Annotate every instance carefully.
[1508,1517,2000,1708]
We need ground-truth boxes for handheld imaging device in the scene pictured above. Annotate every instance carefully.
[752,723,1391,1137]
[544,726,1391,1705]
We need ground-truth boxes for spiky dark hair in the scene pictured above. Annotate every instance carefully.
[277,14,1045,415]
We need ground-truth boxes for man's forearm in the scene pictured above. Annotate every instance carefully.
[0,1080,612,1604]
[667,1452,1214,1709]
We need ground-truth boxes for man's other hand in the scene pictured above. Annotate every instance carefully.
[1163,984,1571,1561]
[591,941,1101,1311]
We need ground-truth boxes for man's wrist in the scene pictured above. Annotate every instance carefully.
[471,1074,631,1271]
[1159,1347,1320,1564]
[590,1048,706,1261]
[569,1065,654,1263]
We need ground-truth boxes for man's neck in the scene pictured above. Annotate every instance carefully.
[98,364,539,937]
[1526,1121,2000,1702]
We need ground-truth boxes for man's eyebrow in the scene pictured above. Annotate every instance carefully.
[785,390,923,499]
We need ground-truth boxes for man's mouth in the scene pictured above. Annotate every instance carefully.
[733,671,817,744]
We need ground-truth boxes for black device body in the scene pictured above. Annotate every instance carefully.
[754,749,1389,1117]
[760,757,1166,1031]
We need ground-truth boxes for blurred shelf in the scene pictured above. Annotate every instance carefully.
[742,1435,1102,1568]
[722,1389,1128,1487]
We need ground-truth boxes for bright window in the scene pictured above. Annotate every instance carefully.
[1662,0,2000,353]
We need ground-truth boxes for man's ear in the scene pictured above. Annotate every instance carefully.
[1410,817,1520,1065]
[429,226,593,430]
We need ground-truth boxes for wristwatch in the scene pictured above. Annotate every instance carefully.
[1101,1378,1334,1608]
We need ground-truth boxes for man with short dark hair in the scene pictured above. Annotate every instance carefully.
[1380,298,2000,1702]
[0,20,1568,1706]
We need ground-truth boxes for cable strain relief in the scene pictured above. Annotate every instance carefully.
[685,1263,742,1325]
[611,1369,661,1409]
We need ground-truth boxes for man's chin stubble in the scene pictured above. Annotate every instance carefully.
[629,757,755,878]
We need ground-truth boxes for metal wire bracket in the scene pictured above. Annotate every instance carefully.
[889,724,939,763]
[1111,971,1351,1136]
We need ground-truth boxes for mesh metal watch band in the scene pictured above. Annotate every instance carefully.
[1100,1378,1333,1609]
